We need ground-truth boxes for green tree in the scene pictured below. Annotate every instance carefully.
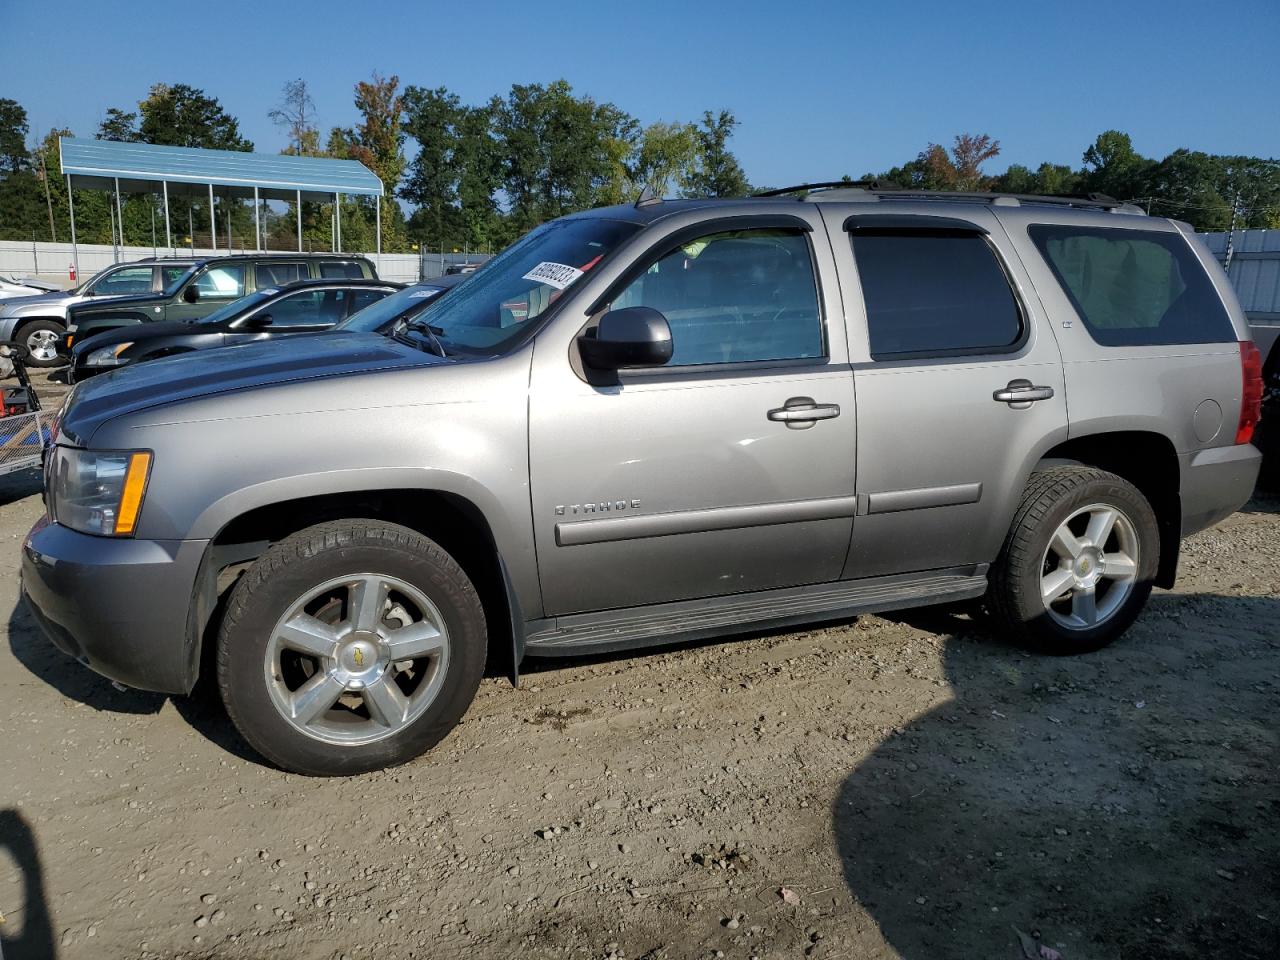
[134,83,252,150]
[631,121,701,198]
[97,108,139,142]
[0,98,30,173]
[687,110,750,197]
[347,73,407,249]
[1081,130,1153,200]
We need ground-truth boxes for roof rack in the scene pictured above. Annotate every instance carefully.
[752,182,1141,213]
[752,179,902,197]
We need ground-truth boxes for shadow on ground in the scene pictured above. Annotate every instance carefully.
[835,593,1279,960]
[6,599,263,765]
[0,810,56,960]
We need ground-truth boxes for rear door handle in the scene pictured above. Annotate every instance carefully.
[993,379,1055,409]
[768,396,841,429]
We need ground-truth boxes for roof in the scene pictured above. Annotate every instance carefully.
[59,137,383,201]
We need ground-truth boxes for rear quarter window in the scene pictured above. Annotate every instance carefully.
[1028,225,1234,346]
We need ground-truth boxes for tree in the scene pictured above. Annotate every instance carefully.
[268,79,319,156]
[631,121,700,198]
[97,108,139,142]
[0,98,30,174]
[492,80,638,232]
[687,110,750,197]
[133,83,252,150]
[1081,130,1152,200]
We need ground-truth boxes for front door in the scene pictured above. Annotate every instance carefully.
[827,207,1069,579]
[167,262,247,322]
[530,214,858,616]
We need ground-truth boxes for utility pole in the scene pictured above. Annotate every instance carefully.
[38,148,57,242]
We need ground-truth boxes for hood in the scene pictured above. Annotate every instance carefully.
[60,331,445,445]
[71,319,204,356]
[0,289,76,315]
[70,292,166,320]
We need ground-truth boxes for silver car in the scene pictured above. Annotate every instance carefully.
[22,187,1263,775]
[0,259,197,365]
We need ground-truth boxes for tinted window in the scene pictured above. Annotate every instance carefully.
[257,261,308,286]
[319,261,364,279]
[93,266,153,295]
[345,288,390,317]
[161,265,194,291]
[261,289,347,327]
[851,231,1022,358]
[193,264,245,300]
[1029,225,1234,346]
[612,228,823,366]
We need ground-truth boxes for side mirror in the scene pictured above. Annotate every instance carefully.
[578,307,673,370]
[249,313,273,328]
[182,285,200,304]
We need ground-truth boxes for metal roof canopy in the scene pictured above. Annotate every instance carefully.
[60,137,382,201]
[58,136,384,268]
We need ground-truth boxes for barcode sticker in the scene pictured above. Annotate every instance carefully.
[521,261,583,290]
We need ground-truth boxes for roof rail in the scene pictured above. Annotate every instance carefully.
[752,179,903,198]
[770,183,1141,213]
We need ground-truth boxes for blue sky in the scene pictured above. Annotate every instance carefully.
[5,0,1278,189]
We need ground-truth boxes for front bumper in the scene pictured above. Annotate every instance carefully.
[1179,443,1262,538]
[20,515,210,694]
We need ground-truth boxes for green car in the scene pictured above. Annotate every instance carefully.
[65,253,377,352]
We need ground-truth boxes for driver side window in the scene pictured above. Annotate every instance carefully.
[612,228,824,366]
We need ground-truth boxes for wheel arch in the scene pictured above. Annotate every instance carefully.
[190,482,531,694]
[1034,429,1181,588]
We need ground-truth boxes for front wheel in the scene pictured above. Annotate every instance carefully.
[216,519,487,776]
[987,467,1160,653]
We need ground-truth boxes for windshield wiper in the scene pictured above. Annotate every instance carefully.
[398,319,449,358]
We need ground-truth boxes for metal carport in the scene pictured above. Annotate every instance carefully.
[58,137,384,273]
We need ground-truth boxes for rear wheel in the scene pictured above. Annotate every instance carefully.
[17,319,65,367]
[987,467,1159,653]
[217,519,487,776]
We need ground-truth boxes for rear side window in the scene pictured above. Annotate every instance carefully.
[193,264,245,300]
[257,261,308,286]
[1028,225,1234,346]
[319,261,365,279]
[850,231,1022,358]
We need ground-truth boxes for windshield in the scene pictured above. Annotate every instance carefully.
[401,217,639,355]
[191,289,277,324]
[338,282,450,333]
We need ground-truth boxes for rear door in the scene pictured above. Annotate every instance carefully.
[825,206,1069,579]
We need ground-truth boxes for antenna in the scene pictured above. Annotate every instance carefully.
[635,185,661,208]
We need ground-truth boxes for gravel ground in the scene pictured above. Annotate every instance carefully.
[1,370,1277,960]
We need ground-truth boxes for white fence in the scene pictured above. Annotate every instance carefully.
[0,240,480,287]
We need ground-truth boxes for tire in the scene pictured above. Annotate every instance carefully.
[17,319,66,367]
[987,467,1160,654]
[216,519,487,776]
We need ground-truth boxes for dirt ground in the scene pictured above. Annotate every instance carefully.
[1,371,1277,960]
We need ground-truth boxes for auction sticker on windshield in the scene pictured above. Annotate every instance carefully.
[521,261,583,290]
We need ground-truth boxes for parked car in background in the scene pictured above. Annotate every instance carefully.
[69,279,402,382]
[0,259,198,365]
[0,276,52,300]
[64,254,377,351]
[23,188,1262,776]
[332,273,469,336]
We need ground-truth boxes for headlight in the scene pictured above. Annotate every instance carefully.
[47,447,153,536]
[84,342,133,367]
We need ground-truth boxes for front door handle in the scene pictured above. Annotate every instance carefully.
[993,379,1055,410]
[768,396,841,430]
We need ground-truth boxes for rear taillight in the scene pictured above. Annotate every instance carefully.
[1236,341,1263,445]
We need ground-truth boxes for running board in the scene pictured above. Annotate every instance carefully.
[523,565,988,657]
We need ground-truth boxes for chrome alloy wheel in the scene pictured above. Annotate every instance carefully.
[26,328,60,362]
[1039,503,1139,631]
[264,573,450,745]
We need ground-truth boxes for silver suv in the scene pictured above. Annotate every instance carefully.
[22,187,1263,776]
